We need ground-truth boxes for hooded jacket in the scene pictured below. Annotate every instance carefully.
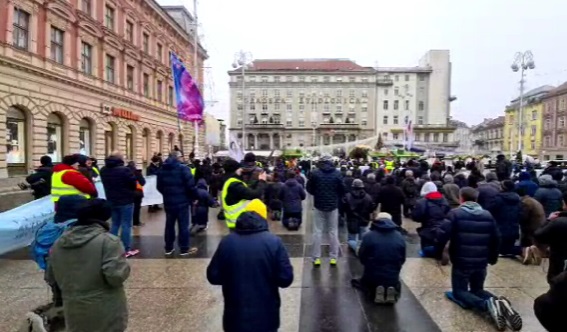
[26,165,53,199]
[156,156,196,206]
[401,177,419,206]
[412,191,451,241]
[207,212,293,332]
[358,218,406,287]
[535,212,567,283]
[100,156,137,206]
[280,178,306,213]
[46,222,130,332]
[442,175,461,208]
[519,195,546,247]
[516,171,539,197]
[193,179,216,224]
[535,175,564,217]
[439,202,500,270]
[345,186,374,230]
[306,161,345,211]
[489,191,522,239]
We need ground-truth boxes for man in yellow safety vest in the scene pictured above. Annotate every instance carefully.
[221,158,267,229]
[51,154,97,207]
[385,159,395,174]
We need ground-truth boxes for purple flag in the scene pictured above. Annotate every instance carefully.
[170,52,204,122]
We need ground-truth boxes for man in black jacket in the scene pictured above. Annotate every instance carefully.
[25,155,53,199]
[439,187,522,331]
[306,153,345,267]
[100,152,138,257]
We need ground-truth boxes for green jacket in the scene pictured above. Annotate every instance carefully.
[46,223,130,332]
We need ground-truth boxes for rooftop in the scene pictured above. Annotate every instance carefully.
[544,81,567,99]
[230,59,374,73]
[375,67,432,73]
[509,85,555,104]
[471,116,505,132]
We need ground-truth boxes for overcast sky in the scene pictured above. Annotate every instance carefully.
[159,0,567,127]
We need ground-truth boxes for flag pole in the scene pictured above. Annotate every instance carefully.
[192,0,200,158]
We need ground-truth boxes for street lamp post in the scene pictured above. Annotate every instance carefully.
[232,51,253,150]
[511,51,535,155]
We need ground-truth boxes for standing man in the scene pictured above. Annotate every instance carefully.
[157,153,198,256]
[100,152,139,257]
[306,153,345,267]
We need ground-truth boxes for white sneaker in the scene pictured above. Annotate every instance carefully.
[374,286,386,304]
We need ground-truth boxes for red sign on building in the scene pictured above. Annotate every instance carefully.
[112,108,140,121]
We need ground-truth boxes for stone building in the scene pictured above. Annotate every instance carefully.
[0,0,207,178]
[542,81,567,160]
[449,119,471,153]
[471,116,505,155]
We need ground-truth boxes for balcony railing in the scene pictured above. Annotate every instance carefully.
[246,123,285,128]
[318,123,361,130]
[376,79,394,86]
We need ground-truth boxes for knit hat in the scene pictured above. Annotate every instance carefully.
[320,153,333,162]
[443,174,454,184]
[352,179,364,188]
[62,154,79,166]
[40,155,52,166]
[420,181,437,196]
[377,212,392,220]
[501,179,515,192]
[245,199,267,219]
[76,199,112,224]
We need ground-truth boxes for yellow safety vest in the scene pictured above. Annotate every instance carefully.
[51,169,91,202]
[256,161,262,167]
[221,177,251,229]
[385,161,394,171]
[190,167,196,176]
[92,167,100,176]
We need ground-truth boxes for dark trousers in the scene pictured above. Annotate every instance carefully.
[403,203,414,217]
[351,277,401,297]
[451,268,495,311]
[499,236,522,256]
[282,211,302,228]
[534,293,563,332]
[133,196,143,226]
[164,204,190,252]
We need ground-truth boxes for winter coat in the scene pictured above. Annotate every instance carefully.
[265,181,284,210]
[364,178,381,206]
[495,159,512,181]
[534,176,564,217]
[412,192,451,242]
[52,164,97,198]
[306,161,345,212]
[516,172,539,197]
[488,191,522,240]
[100,156,137,206]
[453,174,468,188]
[439,202,500,270]
[376,184,405,218]
[280,179,306,213]
[519,196,546,247]
[358,218,406,287]
[26,165,53,199]
[156,156,196,207]
[442,183,460,208]
[209,170,224,194]
[207,212,293,332]
[534,270,567,332]
[345,188,374,231]
[401,177,419,206]
[477,182,500,211]
[146,162,160,176]
[534,213,567,283]
[193,179,215,224]
[46,222,130,332]
[343,176,355,193]
[223,174,266,207]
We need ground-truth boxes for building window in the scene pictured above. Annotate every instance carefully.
[544,136,550,147]
[419,75,425,81]
[393,116,398,124]
[442,133,448,142]
[418,101,424,111]
[142,33,149,53]
[383,100,389,110]
[361,106,368,113]
[105,6,115,30]
[168,86,174,106]
[349,90,355,98]
[394,100,399,110]
[157,80,163,101]
[286,76,293,82]
[81,42,92,75]
[286,104,292,111]
[336,90,342,97]
[545,119,550,129]
[405,100,409,110]
[384,89,388,96]
[560,135,565,147]
[395,75,399,82]
[262,104,268,111]
[126,65,134,90]
[393,133,399,140]
[156,43,162,62]
[532,110,537,120]
[299,76,305,82]
[323,76,330,82]
[6,106,27,164]
[405,75,410,81]
[82,0,91,15]
[417,116,424,125]
[383,116,388,125]
[336,105,342,113]
[362,90,368,98]
[143,73,149,97]
[433,133,439,142]
[13,8,30,50]
[47,113,63,163]
[125,21,134,42]
[299,120,305,127]
[261,76,268,82]
[560,117,565,128]
[79,118,92,156]
[531,125,536,136]
[105,54,115,83]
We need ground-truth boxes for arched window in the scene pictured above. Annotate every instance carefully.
[156,131,163,154]
[104,122,116,156]
[47,113,63,162]
[125,126,133,161]
[142,128,151,162]
[6,106,27,164]
[79,118,93,156]
[168,133,175,152]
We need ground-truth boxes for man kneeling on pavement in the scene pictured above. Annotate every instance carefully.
[351,212,406,304]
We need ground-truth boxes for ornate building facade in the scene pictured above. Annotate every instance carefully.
[0,0,207,178]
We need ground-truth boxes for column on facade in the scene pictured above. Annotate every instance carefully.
[254,134,258,150]
[269,134,274,150]
[330,135,334,145]
[279,134,283,150]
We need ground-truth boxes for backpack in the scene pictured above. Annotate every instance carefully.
[32,219,77,270]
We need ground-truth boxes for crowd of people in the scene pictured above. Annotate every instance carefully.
[16,151,567,331]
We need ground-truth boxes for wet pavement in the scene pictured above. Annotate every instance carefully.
[0,198,548,331]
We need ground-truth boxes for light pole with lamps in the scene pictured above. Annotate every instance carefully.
[511,51,535,155]
[232,51,253,150]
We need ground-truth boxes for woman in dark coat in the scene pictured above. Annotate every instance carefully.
[412,182,450,258]
[192,179,216,233]
[280,170,306,230]
[488,180,522,257]
[128,161,146,227]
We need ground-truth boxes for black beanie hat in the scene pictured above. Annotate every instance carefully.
[223,158,240,173]
[62,154,79,166]
[244,152,256,163]
[40,155,52,166]
[76,199,112,224]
